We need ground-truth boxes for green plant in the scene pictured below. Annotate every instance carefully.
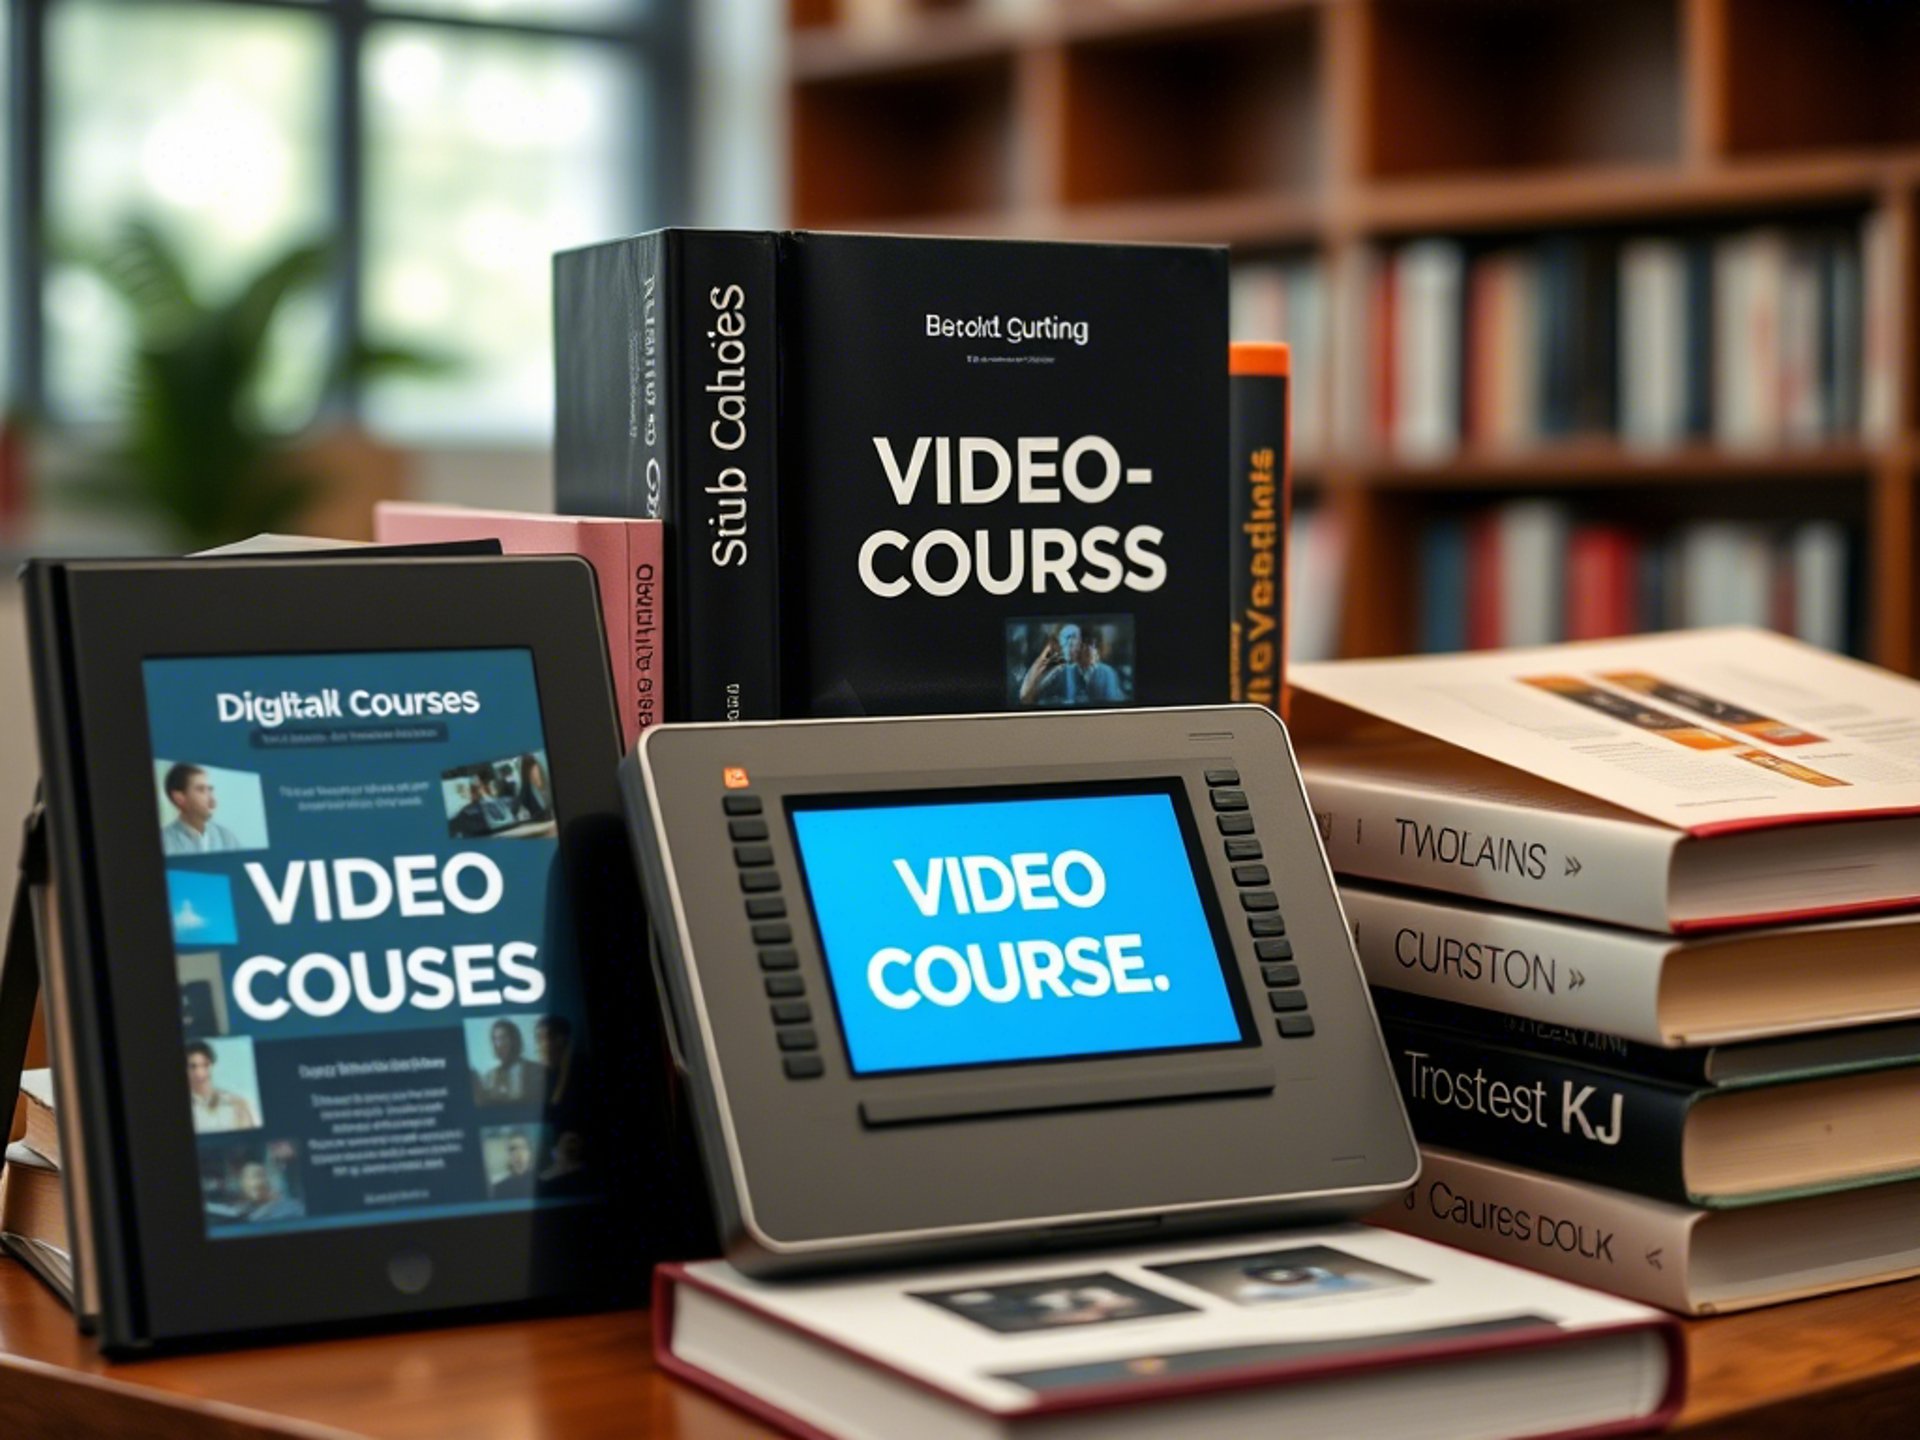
[72,220,445,548]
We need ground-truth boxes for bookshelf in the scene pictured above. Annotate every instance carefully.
[784,0,1920,676]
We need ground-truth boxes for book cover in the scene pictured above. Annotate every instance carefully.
[558,230,1230,719]
[374,503,666,748]
[656,1224,1681,1439]
[554,230,779,722]
[1380,1020,1920,1206]
[1228,343,1289,711]
[1374,1147,1920,1316]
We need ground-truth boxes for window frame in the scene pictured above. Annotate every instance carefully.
[2,0,690,427]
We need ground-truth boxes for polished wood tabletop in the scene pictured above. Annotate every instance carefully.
[3,1259,1918,1438]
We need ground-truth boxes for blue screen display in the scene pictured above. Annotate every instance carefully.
[789,788,1246,1075]
[144,649,597,1241]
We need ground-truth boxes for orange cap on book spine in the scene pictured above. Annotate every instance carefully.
[1229,341,1291,377]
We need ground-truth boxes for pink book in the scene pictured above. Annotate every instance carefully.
[374,502,664,749]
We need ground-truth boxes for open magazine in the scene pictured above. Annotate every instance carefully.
[1289,630,1920,930]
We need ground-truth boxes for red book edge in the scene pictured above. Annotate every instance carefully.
[1467,512,1503,649]
[652,1262,1687,1438]
[1375,255,1398,450]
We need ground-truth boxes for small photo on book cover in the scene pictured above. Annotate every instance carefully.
[155,759,271,856]
[442,749,556,840]
[915,1271,1196,1334]
[184,1035,264,1134]
[198,1135,308,1227]
[1006,616,1136,708]
[1149,1244,1429,1308]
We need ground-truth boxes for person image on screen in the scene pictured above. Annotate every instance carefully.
[1018,624,1123,707]
[535,1015,584,1130]
[161,764,244,855]
[477,773,517,830]
[449,778,491,839]
[475,1019,546,1104]
[186,1041,258,1133]
[491,1131,536,1200]
[517,753,554,823]
[239,1160,304,1221]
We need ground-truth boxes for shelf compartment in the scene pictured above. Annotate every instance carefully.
[1059,5,1321,208]
[1721,0,1920,157]
[1362,0,1681,179]
[792,54,1019,226]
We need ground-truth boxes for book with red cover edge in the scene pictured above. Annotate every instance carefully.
[1467,511,1503,649]
[651,1262,1687,1440]
[1566,526,1639,641]
[1375,254,1398,450]
[374,502,664,750]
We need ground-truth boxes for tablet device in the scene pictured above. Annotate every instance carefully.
[23,555,693,1352]
[624,706,1418,1277]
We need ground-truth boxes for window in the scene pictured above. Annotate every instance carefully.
[5,0,685,443]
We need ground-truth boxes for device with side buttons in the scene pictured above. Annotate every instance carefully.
[621,705,1416,1278]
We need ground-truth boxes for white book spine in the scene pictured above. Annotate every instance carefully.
[1340,885,1673,1042]
[1779,240,1824,446]
[1394,241,1464,460]
[1790,520,1848,653]
[1373,1149,1702,1314]
[1303,767,1680,931]
[1498,500,1568,648]
[1619,240,1685,450]
[1862,211,1895,442]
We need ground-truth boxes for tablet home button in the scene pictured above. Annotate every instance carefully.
[388,1250,433,1295]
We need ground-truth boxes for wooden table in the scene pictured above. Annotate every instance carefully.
[3,1260,1918,1438]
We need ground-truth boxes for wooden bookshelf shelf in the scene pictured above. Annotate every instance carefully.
[1350,442,1883,488]
[786,0,1920,676]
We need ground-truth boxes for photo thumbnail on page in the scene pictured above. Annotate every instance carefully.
[146,649,596,1241]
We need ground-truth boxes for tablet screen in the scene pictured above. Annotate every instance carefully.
[788,784,1248,1075]
[143,649,598,1240]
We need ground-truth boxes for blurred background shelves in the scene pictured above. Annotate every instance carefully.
[784,0,1920,677]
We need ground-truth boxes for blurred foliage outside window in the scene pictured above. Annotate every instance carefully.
[9,0,671,448]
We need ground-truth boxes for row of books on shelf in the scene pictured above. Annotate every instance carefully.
[1283,499,1859,663]
[1290,633,1920,1315]
[1419,504,1857,655]
[1232,216,1894,460]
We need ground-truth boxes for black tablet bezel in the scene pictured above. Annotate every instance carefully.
[31,556,671,1349]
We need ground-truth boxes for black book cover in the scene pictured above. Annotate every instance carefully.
[1372,991,1717,1089]
[1682,237,1714,439]
[558,229,1229,719]
[554,230,781,722]
[1380,1019,1699,1204]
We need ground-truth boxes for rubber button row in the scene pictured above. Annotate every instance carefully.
[724,793,822,1079]
[1203,767,1312,1042]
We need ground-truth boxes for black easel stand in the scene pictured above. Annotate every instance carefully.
[0,798,47,1185]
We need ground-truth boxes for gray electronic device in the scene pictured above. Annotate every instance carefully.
[622,706,1417,1277]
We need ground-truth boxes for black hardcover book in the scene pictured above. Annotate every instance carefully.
[1383,1019,1697,1203]
[1382,1019,1920,1207]
[1227,345,1288,710]
[1682,237,1715,440]
[1372,991,1920,1092]
[556,229,1230,718]
[555,230,780,722]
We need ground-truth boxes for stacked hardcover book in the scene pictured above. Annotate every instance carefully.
[1290,629,1920,1315]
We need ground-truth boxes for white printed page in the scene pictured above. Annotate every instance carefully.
[1291,629,1920,833]
[683,1225,1661,1414]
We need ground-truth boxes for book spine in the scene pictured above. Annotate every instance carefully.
[1339,884,1672,1043]
[1228,354,1288,709]
[665,233,781,722]
[626,522,666,739]
[1302,767,1679,930]
[1374,1148,1701,1313]
[1381,1021,1696,1203]
[554,233,665,520]
[1370,991,1714,1087]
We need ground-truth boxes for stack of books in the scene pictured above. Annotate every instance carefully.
[1291,629,1920,1315]
[1,1069,71,1304]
